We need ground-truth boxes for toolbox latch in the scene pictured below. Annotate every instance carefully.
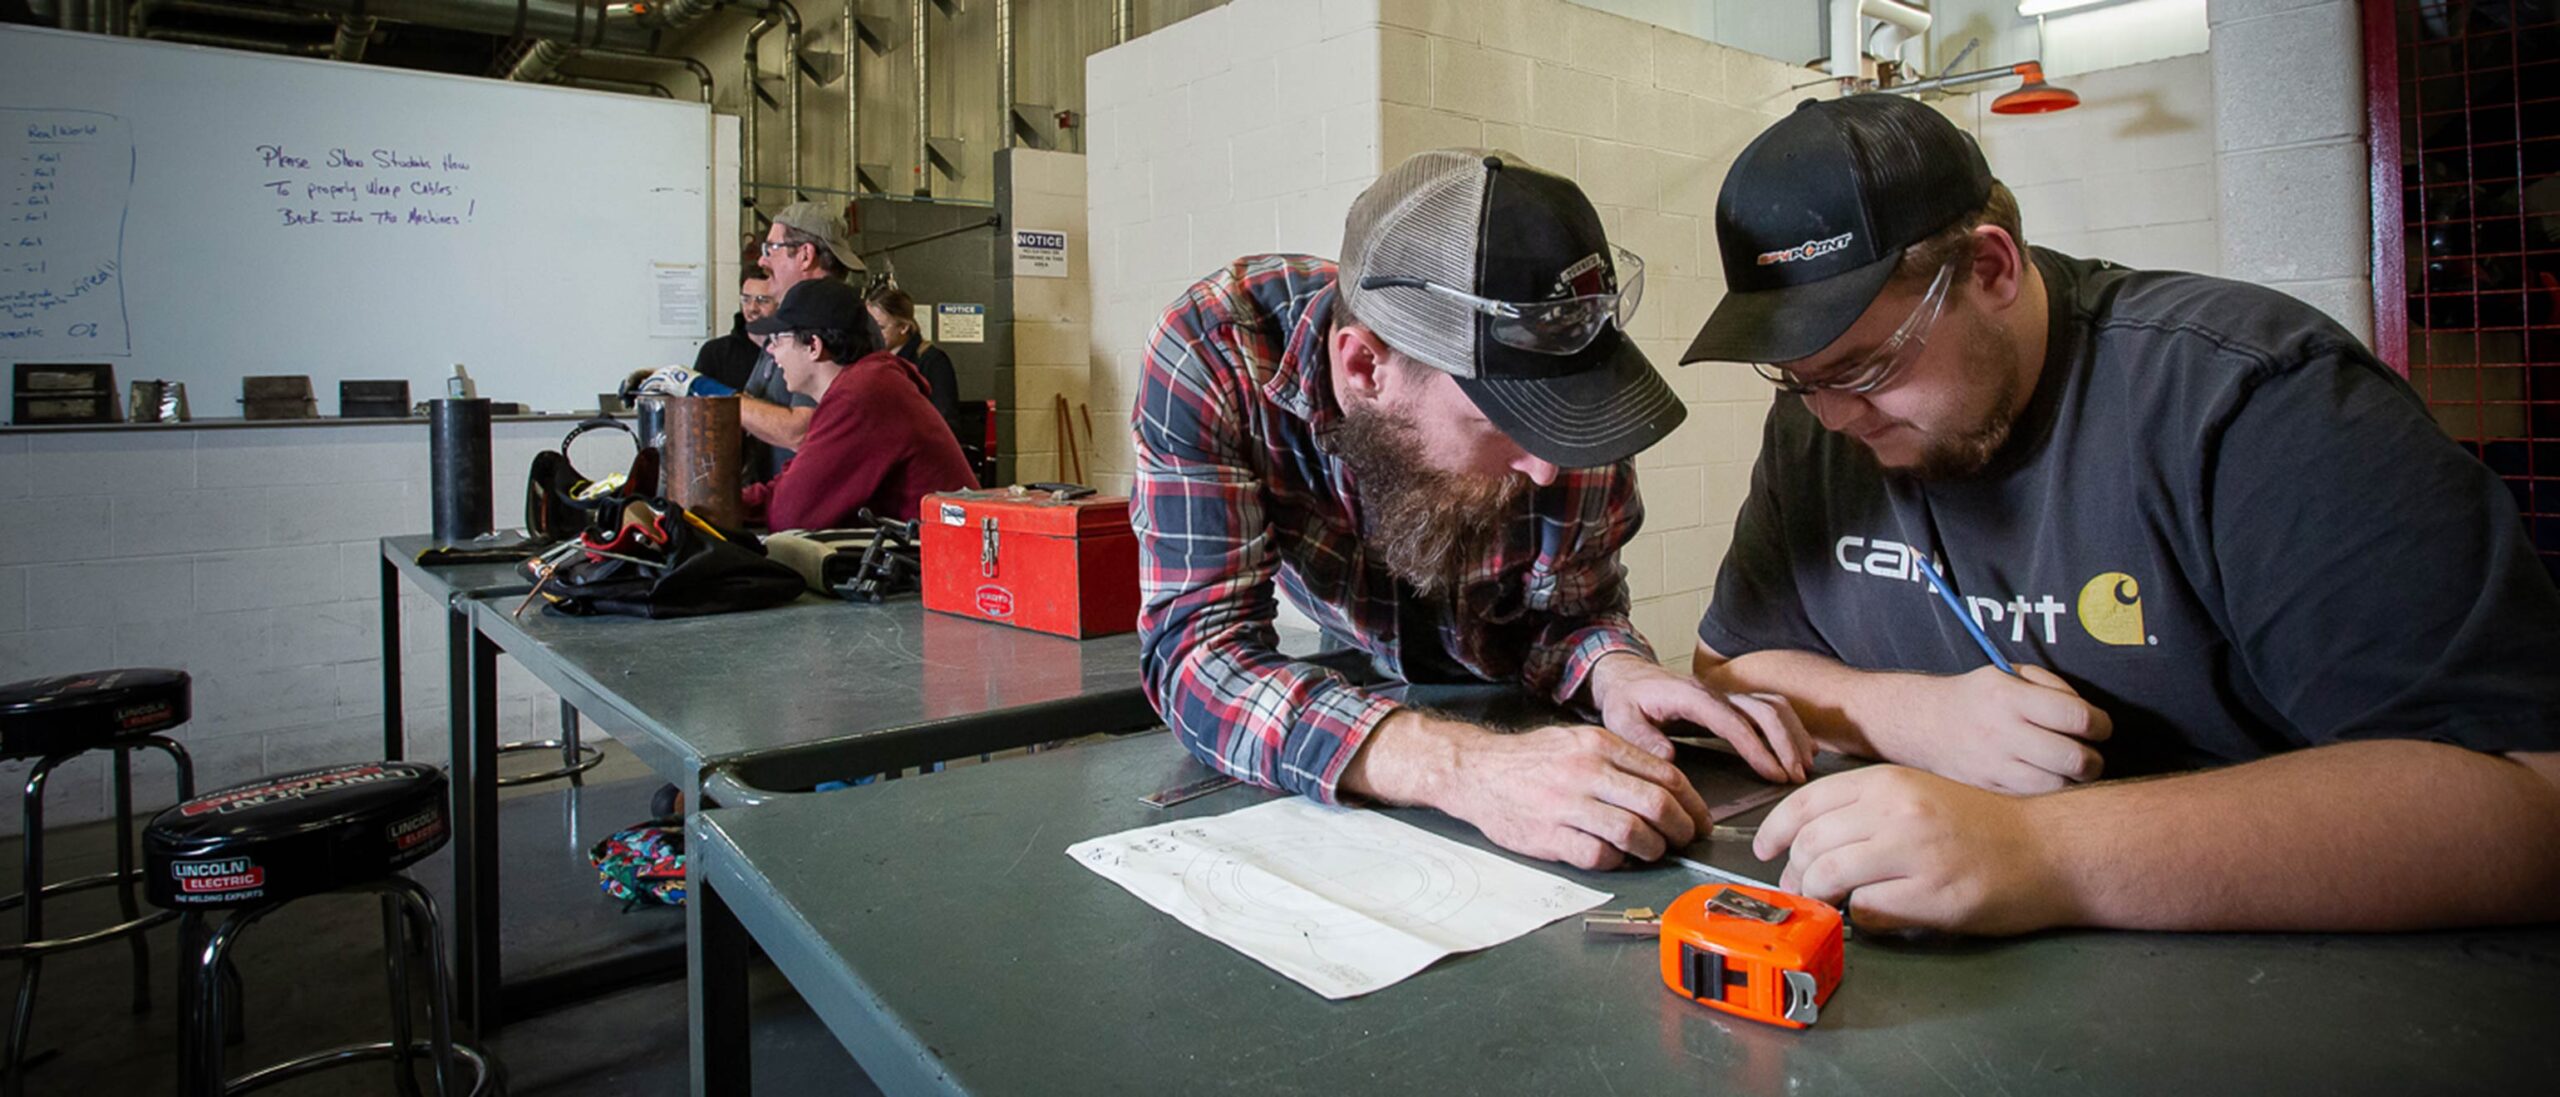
[981,516,1000,577]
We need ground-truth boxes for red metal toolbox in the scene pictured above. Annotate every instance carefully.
[920,487,1139,639]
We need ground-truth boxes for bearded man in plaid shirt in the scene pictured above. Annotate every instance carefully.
[1131,149,1811,870]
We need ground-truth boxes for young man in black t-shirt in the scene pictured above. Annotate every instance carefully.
[1679,96,2560,936]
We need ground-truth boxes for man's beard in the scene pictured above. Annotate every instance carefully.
[1881,315,2025,481]
[1333,403,1531,597]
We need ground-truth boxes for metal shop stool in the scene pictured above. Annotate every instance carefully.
[497,699,601,788]
[145,761,498,1097]
[0,668,197,1095]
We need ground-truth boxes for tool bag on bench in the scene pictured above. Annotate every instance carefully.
[519,498,804,619]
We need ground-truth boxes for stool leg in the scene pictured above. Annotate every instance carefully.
[173,912,203,1097]
[111,748,151,1014]
[188,913,255,1097]
[381,895,426,1097]
[5,757,59,1097]
[218,958,245,1047]
[393,881,461,1097]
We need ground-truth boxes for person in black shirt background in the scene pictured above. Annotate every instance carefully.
[864,283,962,441]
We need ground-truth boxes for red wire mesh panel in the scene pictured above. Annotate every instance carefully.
[2382,0,2560,580]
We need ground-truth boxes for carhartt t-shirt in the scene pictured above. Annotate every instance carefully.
[1699,249,2560,775]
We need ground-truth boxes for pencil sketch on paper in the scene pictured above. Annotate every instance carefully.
[1068,797,1609,999]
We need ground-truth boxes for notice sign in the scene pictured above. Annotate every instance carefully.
[936,303,986,344]
[1013,227,1070,278]
[648,261,706,338]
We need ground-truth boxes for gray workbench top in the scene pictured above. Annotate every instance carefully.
[381,533,540,597]
[467,591,1152,782]
[697,731,2558,1097]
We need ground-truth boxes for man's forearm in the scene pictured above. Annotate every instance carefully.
[2031,740,2560,931]
[739,396,812,450]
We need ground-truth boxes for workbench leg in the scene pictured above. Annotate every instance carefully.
[450,604,504,1034]
[380,554,403,760]
[693,873,752,1097]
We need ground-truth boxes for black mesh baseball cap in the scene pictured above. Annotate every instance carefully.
[1682,96,1993,366]
[1340,149,1684,469]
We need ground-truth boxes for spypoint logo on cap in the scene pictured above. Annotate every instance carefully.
[1755,232,1855,266]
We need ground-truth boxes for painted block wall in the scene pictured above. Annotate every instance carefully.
[0,421,630,835]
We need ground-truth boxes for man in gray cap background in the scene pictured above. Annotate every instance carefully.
[1132,148,1812,872]
[740,201,870,477]
[1683,95,2560,935]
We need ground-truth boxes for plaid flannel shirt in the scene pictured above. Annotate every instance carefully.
[1132,254,1656,804]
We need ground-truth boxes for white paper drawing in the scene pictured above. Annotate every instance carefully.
[1068,797,1610,999]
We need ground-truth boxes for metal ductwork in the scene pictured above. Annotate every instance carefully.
[845,0,862,195]
[912,0,928,196]
[237,1,661,52]
[740,3,804,215]
[506,1,717,86]
[1114,0,1132,44]
[551,46,714,103]
[997,0,1015,150]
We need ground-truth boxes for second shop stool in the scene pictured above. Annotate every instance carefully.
[0,668,197,1096]
[145,761,498,1097]
[495,698,601,788]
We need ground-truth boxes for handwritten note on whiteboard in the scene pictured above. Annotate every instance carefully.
[2,108,132,356]
[250,141,480,230]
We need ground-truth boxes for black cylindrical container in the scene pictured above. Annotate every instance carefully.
[428,397,494,543]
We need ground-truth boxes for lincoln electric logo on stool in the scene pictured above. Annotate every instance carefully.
[973,585,1016,618]
[171,857,265,898]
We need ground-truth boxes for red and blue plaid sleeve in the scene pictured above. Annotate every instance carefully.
[1522,464,1657,703]
[1130,290,1398,804]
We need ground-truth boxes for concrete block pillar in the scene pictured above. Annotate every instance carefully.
[2207,0,2374,343]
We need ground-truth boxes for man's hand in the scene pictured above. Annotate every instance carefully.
[1893,664,2112,794]
[1343,710,1712,871]
[1754,765,2074,936]
[632,366,738,399]
[1587,653,1811,783]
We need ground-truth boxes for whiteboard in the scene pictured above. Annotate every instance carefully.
[0,24,714,418]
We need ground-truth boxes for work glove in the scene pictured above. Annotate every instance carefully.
[630,366,737,399]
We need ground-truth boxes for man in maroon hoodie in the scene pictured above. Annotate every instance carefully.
[742,279,978,530]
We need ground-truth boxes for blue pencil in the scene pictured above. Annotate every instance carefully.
[1909,554,2018,676]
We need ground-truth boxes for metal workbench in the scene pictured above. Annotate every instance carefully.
[693,730,2560,1097]
[440,571,1160,1047]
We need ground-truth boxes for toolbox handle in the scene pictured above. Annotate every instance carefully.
[1023,482,1097,499]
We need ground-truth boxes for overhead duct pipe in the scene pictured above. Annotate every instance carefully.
[1114,0,1131,44]
[553,45,714,103]
[1828,0,1932,83]
[743,7,782,217]
[233,0,658,50]
[997,0,1015,149]
[912,0,927,196]
[505,0,721,84]
[845,1,863,191]
[779,1,803,202]
[146,27,334,54]
[332,15,376,60]
[133,0,337,35]
[554,74,675,98]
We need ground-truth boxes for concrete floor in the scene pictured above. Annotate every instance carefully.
[0,743,874,1096]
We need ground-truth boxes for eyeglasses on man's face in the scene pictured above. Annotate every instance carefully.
[1752,260,1958,397]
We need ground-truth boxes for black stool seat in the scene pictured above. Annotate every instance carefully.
[146,762,448,910]
[0,668,190,759]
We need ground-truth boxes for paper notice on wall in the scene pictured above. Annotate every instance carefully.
[1013,228,1070,278]
[649,261,705,338]
[936,302,985,344]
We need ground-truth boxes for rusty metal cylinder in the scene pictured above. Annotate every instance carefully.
[660,395,744,529]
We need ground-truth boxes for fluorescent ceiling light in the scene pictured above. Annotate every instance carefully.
[2018,0,2112,15]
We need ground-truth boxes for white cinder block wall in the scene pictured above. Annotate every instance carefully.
[2208,0,2372,342]
[1010,148,1097,484]
[0,422,629,835]
[1943,52,2222,277]
[1088,0,1811,662]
